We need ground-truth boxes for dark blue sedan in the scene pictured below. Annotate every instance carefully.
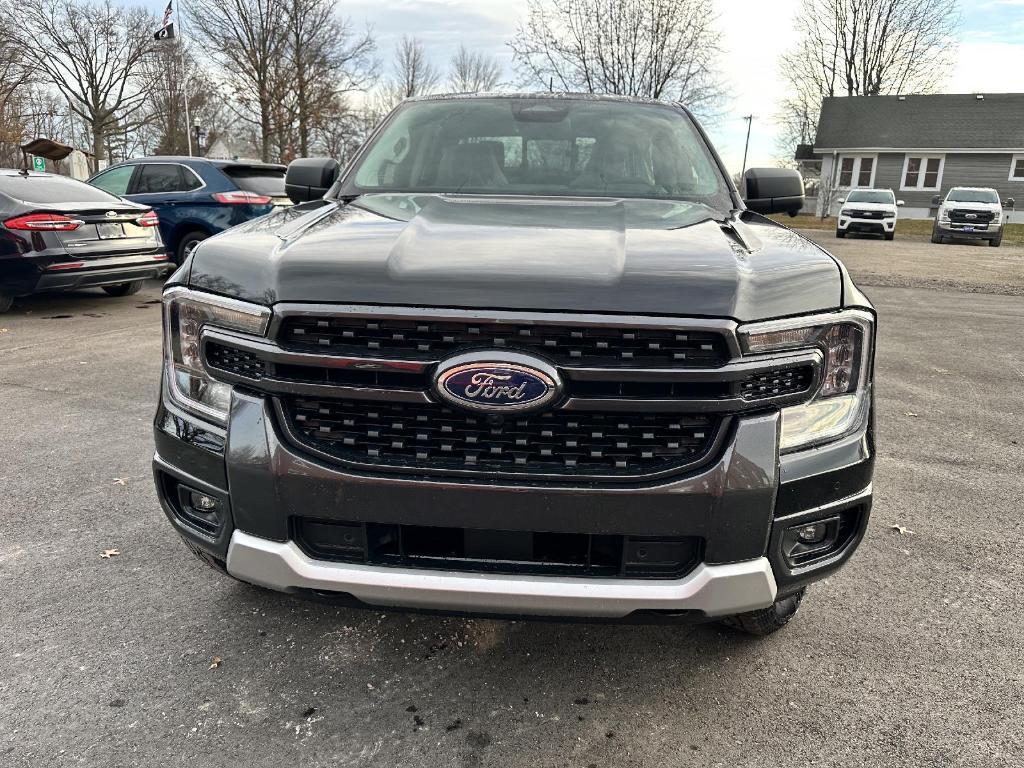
[88,157,289,263]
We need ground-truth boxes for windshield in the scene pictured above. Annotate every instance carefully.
[344,97,732,211]
[846,189,894,204]
[947,188,999,204]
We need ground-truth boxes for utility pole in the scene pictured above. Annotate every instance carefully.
[740,114,755,181]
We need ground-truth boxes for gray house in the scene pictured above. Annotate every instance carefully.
[809,93,1024,219]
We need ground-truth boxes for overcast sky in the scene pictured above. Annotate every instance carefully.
[174,0,1024,173]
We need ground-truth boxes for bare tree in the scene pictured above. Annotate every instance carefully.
[449,45,502,93]
[509,0,723,117]
[280,0,376,157]
[393,36,439,100]
[191,0,290,162]
[18,0,157,170]
[141,40,234,156]
[777,0,959,157]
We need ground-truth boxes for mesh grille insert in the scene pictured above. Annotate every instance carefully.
[279,315,730,368]
[282,397,720,478]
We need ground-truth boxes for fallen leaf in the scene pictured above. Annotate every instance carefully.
[0,328,8,334]
[113,478,128,486]
[100,548,120,559]
[890,524,915,535]
[904,412,918,417]
[209,656,222,669]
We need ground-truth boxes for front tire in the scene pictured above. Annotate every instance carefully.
[0,293,13,313]
[102,280,144,297]
[990,231,1002,247]
[720,588,806,636]
[930,225,943,244]
[835,228,846,239]
[884,231,895,241]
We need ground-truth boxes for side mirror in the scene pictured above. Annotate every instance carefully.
[931,194,941,207]
[1005,198,1015,209]
[286,157,340,204]
[837,197,846,203]
[896,200,905,207]
[741,168,804,216]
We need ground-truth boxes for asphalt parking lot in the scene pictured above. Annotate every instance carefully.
[2,238,1023,767]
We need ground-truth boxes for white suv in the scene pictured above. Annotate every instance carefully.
[835,189,902,241]
[931,187,1007,247]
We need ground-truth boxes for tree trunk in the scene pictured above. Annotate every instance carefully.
[91,120,105,173]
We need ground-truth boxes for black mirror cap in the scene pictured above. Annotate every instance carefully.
[931,194,942,206]
[1005,197,1015,209]
[741,168,804,216]
[286,157,340,204]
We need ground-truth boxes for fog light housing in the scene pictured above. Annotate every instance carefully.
[782,515,842,566]
[190,492,220,512]
[796,522,827,544]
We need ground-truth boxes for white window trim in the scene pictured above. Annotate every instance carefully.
[1009,154,1024,182]
[835,154,878,189]
[900,154,945,191]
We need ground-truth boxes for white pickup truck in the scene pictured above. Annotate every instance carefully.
[931,187,1008,247]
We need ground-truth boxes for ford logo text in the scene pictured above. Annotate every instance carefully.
[434,353,561,413]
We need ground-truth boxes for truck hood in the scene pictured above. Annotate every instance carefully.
[188,194,843,321]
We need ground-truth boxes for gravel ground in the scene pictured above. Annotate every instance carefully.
[2,241,1023,767]
[798,229,1024,295]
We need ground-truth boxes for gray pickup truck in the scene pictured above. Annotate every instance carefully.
[154,94,875,636]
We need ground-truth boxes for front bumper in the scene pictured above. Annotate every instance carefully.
[837,216,894,234]
[154,388,874,620]
[935,223,999,240]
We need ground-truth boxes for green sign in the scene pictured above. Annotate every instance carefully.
[32,156,45,172]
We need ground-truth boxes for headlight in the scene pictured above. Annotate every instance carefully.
[882,211,896,219]
[162,286,271,424]
[739,310,874,452]
[939,208,950,222]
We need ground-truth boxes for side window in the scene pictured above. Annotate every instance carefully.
[180,167,203,191]
[133,164,187,194]
[91,165,135,196]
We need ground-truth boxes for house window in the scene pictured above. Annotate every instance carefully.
[901,155,944,190]
[1010,155,1024,181]
[836,155,875,188]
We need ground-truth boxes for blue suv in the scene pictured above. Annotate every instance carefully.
[88,158,289,263]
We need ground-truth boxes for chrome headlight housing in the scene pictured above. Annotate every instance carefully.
[162,286,271,424]
[739,309,874,452]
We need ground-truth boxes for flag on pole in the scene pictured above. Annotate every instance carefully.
[154,1,175,40]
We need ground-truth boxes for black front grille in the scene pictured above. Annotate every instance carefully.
[740,365,814,401]
[950,208,994,224]
[847,209,879,218]
[206,342,266,379]
[281,397,720,479]
[294,518,702,579]
[279,315,730,368]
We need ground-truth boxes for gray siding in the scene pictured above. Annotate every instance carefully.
[881,152,1023,208]
[818,151,1024,218]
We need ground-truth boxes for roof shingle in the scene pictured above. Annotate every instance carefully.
[814,93,1024,151]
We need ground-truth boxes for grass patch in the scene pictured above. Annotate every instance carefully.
[768,213,1024,246]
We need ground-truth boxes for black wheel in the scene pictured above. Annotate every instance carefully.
[930,225,942,244]
[884,231,894,241]
[990,232,1002,247]
[102,280,144,297]
[835,228,846,238]
[720,588,806,636]
[176,231,209,264]
[0,293,13,313]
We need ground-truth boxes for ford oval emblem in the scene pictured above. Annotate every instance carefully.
[434,352,561,413]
